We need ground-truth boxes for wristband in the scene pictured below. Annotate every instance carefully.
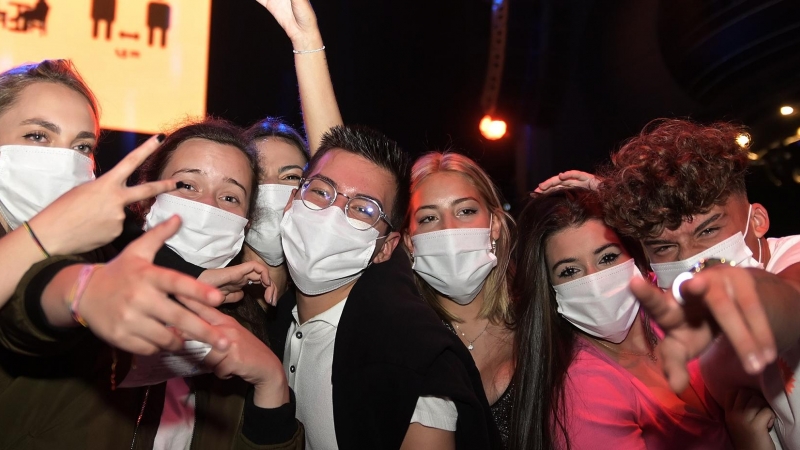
[293,45,325,54]
[22,221,50,258]
[68,264,103,327]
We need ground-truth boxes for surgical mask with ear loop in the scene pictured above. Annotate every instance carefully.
[144,194,248,269]
[410,214,498,305]
[0,145,96,230]
[650,204,763,289]
[554,259,644,344]
[245,184,295,266]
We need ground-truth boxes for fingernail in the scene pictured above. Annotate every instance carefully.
[156,133,166,143]
[763,348,776,363]
[176,181,186,189]
[768,418,775,429]
[747,353,762,373]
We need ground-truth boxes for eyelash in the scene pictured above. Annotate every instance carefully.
[558,266,580,279]
[699,227,720,237]
[418,215,437,224]
[23,132,95,154]
[599,252,620,265]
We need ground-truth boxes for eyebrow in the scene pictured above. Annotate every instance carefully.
[20,118,60,134]
[315,173,386,210]
[224,177,247,195]
[691,213,722,236]
[279,164,304,173]
[414,197,480,215]
[593,243,620,255]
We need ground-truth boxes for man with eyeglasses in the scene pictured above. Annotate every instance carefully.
[269,125,499,450]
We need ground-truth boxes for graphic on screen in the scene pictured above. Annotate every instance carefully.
[0,0,212,133]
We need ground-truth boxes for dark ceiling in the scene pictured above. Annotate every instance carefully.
[97,0,800,235]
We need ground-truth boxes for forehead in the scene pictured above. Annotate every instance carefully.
[546,219,621,261]
[163,138,253,183]
[412,171,482,205]
[309,148,396,203]
[0,82,97,133]
[254,138,306,168]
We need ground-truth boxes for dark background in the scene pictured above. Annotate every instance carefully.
[98,0,800,236]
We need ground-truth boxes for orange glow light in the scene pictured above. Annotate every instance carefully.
[480,115,507,140]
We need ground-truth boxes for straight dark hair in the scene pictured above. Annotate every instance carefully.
[508,188,647,450]
[307,125,410,228]
[243,117,310,163]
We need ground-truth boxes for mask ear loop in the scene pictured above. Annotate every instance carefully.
[743,204,762,264]
[489,212,497,254]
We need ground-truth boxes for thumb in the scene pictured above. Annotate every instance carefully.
[128,215,181,258]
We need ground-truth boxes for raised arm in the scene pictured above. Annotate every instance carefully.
[258,0,343,153]
[0,134,177,307]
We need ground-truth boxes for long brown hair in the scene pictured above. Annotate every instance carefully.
[509,188,648,450]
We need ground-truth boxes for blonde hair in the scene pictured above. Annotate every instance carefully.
[0,60,100,134]
[407,151,514,324]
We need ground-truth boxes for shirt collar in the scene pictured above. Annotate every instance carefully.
[292,297,348,328]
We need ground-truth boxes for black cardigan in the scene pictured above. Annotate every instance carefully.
[270,248,502,449]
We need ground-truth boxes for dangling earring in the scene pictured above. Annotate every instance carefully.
[491,240,497,254]
[409,252,415,263]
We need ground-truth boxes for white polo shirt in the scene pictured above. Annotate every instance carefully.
[284,298,457,450]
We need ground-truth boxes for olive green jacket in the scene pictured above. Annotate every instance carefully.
[0,256,303,450]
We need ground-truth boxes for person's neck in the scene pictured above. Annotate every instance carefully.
[599,314,652,355]
[296,280,358,324]
[759,236,773,267]
[241,244,262,264]
[438,288,486,324]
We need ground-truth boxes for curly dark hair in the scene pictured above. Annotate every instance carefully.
[598,118,750,240]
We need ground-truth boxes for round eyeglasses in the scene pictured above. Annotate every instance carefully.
[298,177,394,231]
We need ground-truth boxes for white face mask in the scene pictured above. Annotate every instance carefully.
[554,259,643,344]
[245,184,295,266]
[0,145,95,230]
[411,227,498,305]
[650,205,762,289]
[280,200,380,295]
[144,194,248,269]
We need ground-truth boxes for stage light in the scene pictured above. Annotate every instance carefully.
[480,115,507,140]
[781,106,795,116]
[736,133,751,148]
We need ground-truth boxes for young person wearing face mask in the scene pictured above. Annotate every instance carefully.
[0,60,234,358]
[509,187,734,450]
[0,119,303,449]
[241,118,309,304]
[269,125,500,450]
[598,119,800,449]
[403,152,515,447]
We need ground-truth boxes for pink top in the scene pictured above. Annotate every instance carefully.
[560,340,733,450]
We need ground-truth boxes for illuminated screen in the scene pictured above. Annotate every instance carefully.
[0,0,212,133]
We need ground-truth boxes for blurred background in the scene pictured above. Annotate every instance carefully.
[91,0,800,235]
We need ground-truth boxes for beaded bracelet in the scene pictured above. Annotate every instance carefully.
[22,221,50,258]
[293,45,325,54]
[68,264,102,327]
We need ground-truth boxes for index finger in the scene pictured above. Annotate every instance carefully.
[123,178,179,205]
[630,277,686,330]
[105,133,166,183]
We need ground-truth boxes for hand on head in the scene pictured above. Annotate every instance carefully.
[29,134,179,255]
[532,170,600,196]
[630,264,777,392]
[73,215,230,355]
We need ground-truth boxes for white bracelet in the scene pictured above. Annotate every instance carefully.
[293,45,326,54]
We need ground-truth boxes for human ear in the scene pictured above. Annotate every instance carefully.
[751,203,770,238]
[372,232,400,264]
[402,231,414,255]
[283,188,297,213]
[490,210,503,242]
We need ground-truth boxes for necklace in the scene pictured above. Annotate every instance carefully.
[454,321,489,351]
[593,338,658,362]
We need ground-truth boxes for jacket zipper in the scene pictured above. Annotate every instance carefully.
[130,386,151,450]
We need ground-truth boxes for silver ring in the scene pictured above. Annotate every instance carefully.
[671,271,694,304]
[247,280,254,285]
